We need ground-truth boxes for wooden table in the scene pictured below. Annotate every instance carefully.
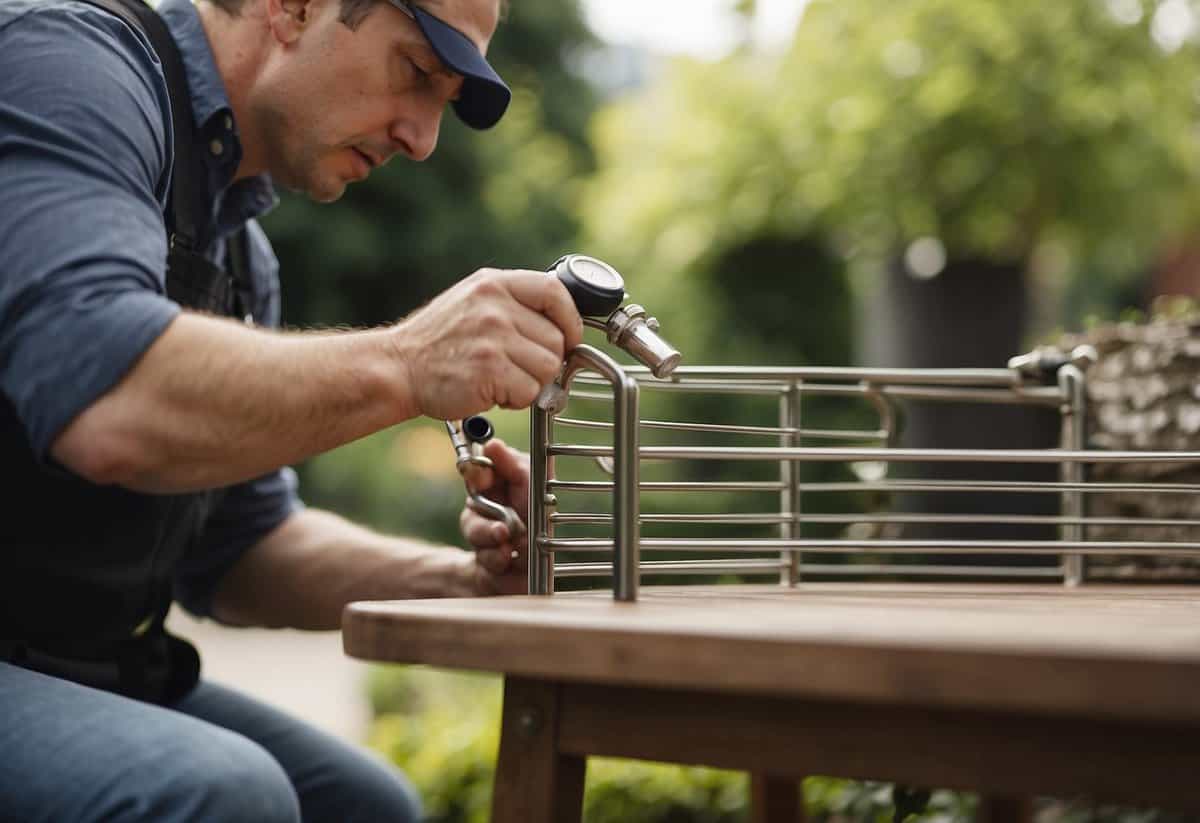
[342,584,1200,822]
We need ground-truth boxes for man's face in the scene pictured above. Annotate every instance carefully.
[255,0,500,202]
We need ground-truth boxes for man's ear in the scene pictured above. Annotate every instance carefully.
[264,0,313,44]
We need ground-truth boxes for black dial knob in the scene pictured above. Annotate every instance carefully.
[462,415,494,444]
[549,254,626,317]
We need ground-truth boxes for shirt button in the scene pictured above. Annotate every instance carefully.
[209,139,224,157]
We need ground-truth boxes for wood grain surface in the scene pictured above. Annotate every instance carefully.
[343,583,1200,724]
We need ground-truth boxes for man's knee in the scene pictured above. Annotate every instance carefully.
[356,765,423,823]
[120,727,301,823]
[317,754,423,823]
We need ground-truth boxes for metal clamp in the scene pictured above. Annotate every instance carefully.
[445,416,525,543]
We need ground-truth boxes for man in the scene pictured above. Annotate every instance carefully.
[0,0,582,818]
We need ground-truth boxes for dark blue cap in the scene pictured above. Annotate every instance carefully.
[391,1,512,130]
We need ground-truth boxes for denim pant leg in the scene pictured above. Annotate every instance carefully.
[169,679,422,823]
[0,662,301,823]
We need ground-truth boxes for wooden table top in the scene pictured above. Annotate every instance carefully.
[342,583,1200,725]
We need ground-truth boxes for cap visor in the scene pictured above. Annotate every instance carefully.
[410,5,511,129]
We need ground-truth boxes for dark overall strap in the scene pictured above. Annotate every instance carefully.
[227,226,253,323]
[78,0,251,319]
[0,0,241,703]
[79,0,204,251]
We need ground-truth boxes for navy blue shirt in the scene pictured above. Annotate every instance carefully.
[0,0,302,617]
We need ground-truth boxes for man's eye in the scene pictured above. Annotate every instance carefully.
[408,58,430,79]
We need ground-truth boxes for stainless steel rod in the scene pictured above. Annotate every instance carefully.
[1060,363,1088,586]
[548,480,789,493]
[571,377,1063,405]
[575,378,1062,405]
[549,444,1200,464]
[548,512,1200,528]
[551,562,1065,579]
[529,406,553,595]
[556,345,641,601]
[571,381,789,397]
[548,478,1200,494]
[793,480,1200,494]
[553,559,785,578]
[552,416,886,442]
[540,537,1200,555]
[876,386,1062,406]
[792,564,1064,578]
[586,365,1027,385]
[551,513,798,525]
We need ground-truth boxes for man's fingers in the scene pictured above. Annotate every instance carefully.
[475,546,510,575]
[504,271,584,351]
[506,338,564,394]
[511,307,567,361]
[476,540,526,575]
[481,439,531,514]
[493,360,544,410]
[481,438,529,485]
[461,508,509,548]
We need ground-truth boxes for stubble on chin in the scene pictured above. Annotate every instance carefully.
[275,150,346,203]
[256,104,346,203]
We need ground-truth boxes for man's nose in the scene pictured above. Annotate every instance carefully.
[392,103,443,162]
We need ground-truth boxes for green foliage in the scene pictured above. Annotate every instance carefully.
[366,666,749,823]
[367,667,1187,823]
[299,421,468,547]
[581,0,1200,355]
[784,0,1200,267]
[366,666,983,823]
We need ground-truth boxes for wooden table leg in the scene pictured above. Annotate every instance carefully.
[750,775,806,823]
[491,677,586,823]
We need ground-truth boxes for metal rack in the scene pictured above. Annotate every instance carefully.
[528,345,1200,601]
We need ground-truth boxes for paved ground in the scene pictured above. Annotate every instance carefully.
[165,609,373,744]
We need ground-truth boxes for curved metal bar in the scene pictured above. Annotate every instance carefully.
[466,495,525,539]
[445,419,525,545]
[536,344,641,601]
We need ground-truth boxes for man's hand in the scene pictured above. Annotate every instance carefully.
[460,438,531,595]
[393,268,583,420]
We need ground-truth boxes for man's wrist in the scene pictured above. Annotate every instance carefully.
[380,324,422,421]
[438,548,483,597]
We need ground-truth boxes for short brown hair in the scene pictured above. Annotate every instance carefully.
[203,0,377,27]
[206,0,507,30]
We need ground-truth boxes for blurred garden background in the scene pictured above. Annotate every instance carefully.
[189,0,1200,819]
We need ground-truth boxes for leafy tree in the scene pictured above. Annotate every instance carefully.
[577,0,1200,550]
[580,0,1200,351]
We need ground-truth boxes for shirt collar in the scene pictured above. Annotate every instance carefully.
[157,0,232,133]
[157,0,278,228]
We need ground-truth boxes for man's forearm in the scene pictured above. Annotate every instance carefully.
[209,508,479,631]
[51,312,418,492]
